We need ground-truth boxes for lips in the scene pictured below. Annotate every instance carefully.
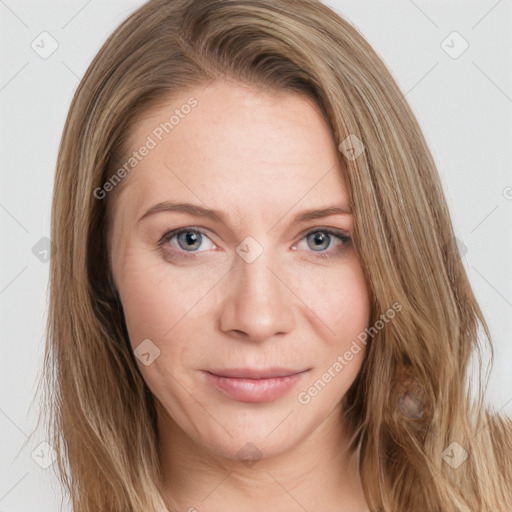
[202,367,309,403]
[205,367,305,379]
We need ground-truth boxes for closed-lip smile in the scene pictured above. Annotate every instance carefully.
[202,367,310,402]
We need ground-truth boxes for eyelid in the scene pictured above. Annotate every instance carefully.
[296,225,350,241]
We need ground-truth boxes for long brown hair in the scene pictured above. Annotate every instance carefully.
[33,0,512,510]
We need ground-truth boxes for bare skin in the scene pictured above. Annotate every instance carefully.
[109,80,370,512]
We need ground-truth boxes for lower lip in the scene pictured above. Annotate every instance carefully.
[203,371,305,403]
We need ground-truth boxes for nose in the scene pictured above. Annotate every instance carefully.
[218,247,296,343]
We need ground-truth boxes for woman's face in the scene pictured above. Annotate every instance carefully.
[109,80,370,461]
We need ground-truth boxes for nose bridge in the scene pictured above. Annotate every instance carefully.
[238,249,277,302]
[219,235,295,340]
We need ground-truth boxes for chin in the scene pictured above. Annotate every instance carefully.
[199,424,307,464]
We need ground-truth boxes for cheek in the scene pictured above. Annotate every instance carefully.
[293,261,370,403]
[293,258,370,342]
[118,264,175,345]
[116,244,370,346]
[115,247,213,347]
[115,252,204,400]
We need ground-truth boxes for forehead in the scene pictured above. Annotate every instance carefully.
[111,81,349,225]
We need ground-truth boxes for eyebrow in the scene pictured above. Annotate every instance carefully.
[137,201,352,225]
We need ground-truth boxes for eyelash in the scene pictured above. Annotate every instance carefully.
[157,226,351,260]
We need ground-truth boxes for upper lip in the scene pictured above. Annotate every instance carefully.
[205,367,308,379]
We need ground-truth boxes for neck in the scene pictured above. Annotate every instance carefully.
[156,401,368,512]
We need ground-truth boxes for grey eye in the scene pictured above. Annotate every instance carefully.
[176,230,203,251]
[306,231,332,251]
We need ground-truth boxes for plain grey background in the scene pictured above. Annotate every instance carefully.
[1,1,511,510]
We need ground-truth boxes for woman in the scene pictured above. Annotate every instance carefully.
[35,0,512,510]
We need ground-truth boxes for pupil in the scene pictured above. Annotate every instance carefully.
[179,231,200,250]
[310,232,329,251]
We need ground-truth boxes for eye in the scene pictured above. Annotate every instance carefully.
[294,228,351,259]
[158,227,215,257]
[158,226,351,260]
